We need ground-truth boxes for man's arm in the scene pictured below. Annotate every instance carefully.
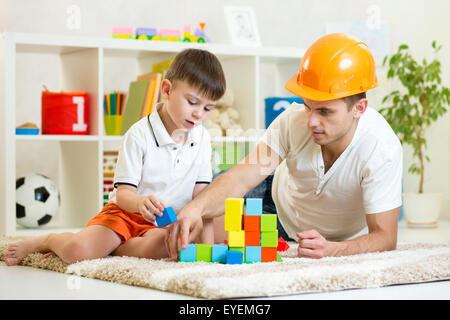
[165,142,282,260]
[297,207,399,258]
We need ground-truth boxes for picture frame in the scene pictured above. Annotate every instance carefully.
[224,6,261,47]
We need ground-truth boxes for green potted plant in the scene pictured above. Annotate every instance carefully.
[379,41,450,227]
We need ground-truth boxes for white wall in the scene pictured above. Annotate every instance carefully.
[2,0,449,219]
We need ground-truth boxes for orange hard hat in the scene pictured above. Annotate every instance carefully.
[285,33,378,101]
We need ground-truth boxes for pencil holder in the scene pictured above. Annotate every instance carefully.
[104,115,123,135]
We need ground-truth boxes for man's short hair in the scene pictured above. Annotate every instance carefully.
[165,48,226,101]
[342,92,366,110]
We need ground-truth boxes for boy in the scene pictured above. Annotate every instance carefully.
[4,48,226,265]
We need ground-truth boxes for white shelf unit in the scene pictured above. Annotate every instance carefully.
[0,32,304,236]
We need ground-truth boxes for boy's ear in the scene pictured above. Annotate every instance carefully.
[160,79,172,100]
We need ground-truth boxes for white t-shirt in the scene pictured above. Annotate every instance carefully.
[109,103,213,214]
[262,103,403,241]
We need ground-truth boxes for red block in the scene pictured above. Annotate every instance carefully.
[243,215,260,231]
[245,231,260,246]
[277,236,290,252]
[261,247,277,262]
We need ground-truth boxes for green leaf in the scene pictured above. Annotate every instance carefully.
[387,69,394,79]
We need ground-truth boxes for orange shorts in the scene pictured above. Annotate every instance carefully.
[86,203,161,242]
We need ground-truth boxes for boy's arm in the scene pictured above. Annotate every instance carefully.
[192,183,209,199]
[115,185,164,223]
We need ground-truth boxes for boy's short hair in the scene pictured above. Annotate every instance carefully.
[165,48,226,101]
[342,92,366,110]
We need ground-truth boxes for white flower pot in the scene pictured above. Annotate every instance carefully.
[402,192,442,228]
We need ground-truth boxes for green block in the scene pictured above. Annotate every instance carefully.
[196,244,212,262]
[229,247,245,262]
[261,231,278,247]
[261,214,277,231]
[277,253,283,262]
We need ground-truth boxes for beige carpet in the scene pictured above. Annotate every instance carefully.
[1,236,450,299]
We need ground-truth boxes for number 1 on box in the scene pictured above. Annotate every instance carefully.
[72,96,87,132]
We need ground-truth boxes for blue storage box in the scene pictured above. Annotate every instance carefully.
[264,97,303,128]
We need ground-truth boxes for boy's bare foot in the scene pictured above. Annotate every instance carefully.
[3,234,50,266]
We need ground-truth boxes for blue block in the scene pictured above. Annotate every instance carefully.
[245,246,261,263]
[155,206,178,228]
[226,250,243,265]
[212,244,228,263]
[246,198,262,216]
[179,244,197,262]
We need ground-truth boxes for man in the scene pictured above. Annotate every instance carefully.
[165,33,403,260]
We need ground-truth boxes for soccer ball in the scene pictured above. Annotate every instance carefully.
[16,174,60,228]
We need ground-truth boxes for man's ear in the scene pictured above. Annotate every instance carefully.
[160,79,172,100]
[353,98,368,119]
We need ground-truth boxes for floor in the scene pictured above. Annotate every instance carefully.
[1,220,449,300]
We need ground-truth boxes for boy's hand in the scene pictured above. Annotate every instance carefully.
[137,195,166,224]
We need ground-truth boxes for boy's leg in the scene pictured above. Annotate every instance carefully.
[3,225,122,265]
[199,218,215,244]
[212,215,227,244]
[111,228,168,259]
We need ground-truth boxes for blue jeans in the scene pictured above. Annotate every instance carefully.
[213,169,294,241]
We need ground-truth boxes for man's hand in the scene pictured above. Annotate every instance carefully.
[296,229,332,259]
[165,206,203,260]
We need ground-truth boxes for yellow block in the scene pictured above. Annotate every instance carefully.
[224,212,242,231]
[228,230,245,247]
[225,198,244,216]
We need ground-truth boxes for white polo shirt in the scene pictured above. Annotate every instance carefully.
[262,103,403,241]
[109,103,212,214]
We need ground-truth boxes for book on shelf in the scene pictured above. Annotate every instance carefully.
[120,80,148,135]
[118,59,173,135]
[152,59,172,103]
[137,72,162,117]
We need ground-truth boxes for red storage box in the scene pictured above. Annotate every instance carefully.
[42,91,89,135]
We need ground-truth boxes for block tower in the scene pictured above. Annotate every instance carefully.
[225,198,279,263]
[178,197,282,264]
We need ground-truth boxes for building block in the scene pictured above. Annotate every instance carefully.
[277,253,283,262]
[243,215,260,231]
[225,198,244,216]
[261,247,277,262]
[261,231,278,247]
[224,212,242,231]
[212,244,228,263]
[229,247,245,262]
[245,231,260,246]
[179,244,196,262]
[228,230,245,247]
[226,250,243,264]
[196,244,212,262]
[111,26,134,35]
[155,206,177,228]
[261,214,277,231]
[245,198,262,215]
[245,246,261,263]
[277,237,290,252]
